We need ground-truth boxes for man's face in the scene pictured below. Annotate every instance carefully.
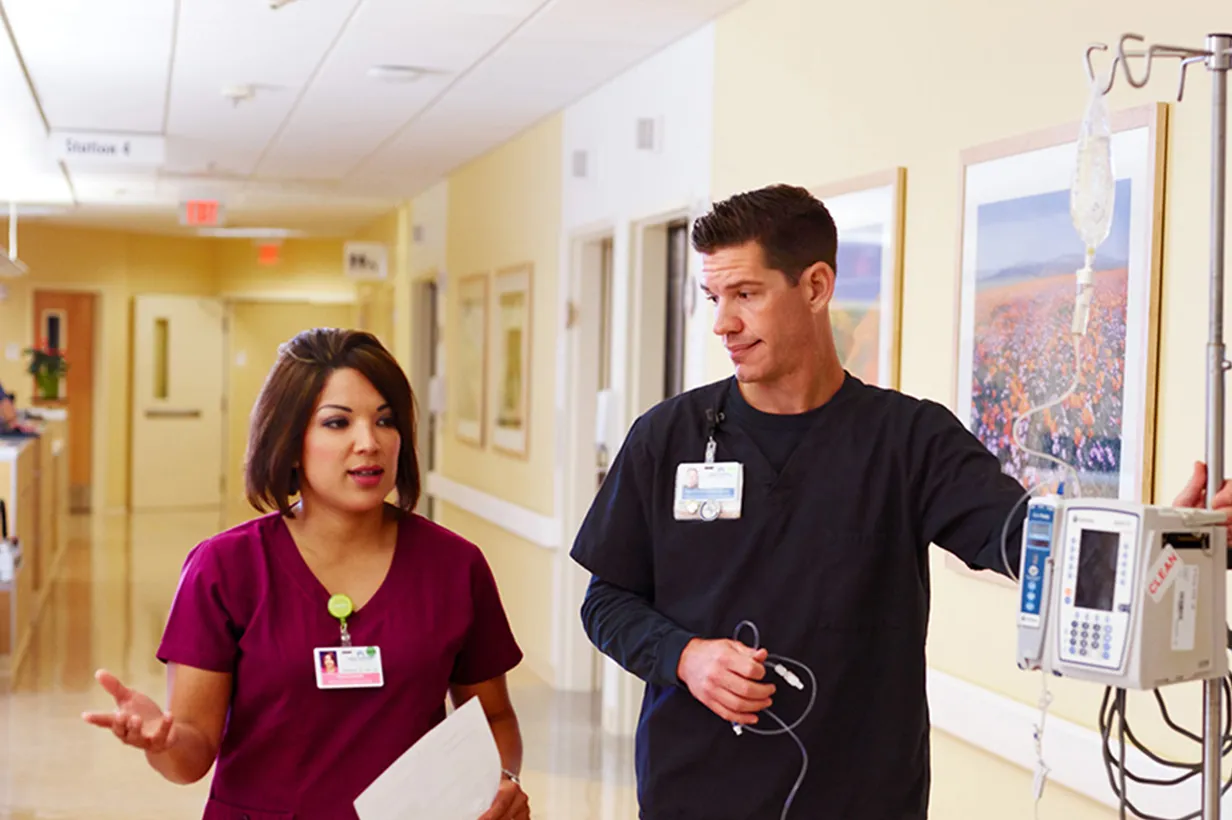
[701,241,833,385]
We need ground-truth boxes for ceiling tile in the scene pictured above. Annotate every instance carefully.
[4,0,174,133]
[0,10,72,204]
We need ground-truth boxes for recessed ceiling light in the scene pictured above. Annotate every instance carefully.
[367,65,429,83]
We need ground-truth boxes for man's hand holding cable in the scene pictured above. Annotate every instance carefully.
[676,638,775,724]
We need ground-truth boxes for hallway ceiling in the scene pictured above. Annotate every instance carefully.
[0,0,742,237]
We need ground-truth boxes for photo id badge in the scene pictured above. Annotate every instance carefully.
[314,645,385,690]
[673,462,743,521]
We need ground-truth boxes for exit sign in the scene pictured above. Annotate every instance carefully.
[180,199,223,227]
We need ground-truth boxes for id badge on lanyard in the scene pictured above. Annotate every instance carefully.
[315,594,385,690]
[673,422,743,522]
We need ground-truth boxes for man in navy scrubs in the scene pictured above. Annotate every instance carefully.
[569,184,1232,819]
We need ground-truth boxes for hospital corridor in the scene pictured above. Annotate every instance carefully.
[3,0,1232,819]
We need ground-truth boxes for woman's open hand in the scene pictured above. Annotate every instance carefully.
[81,669,179,754]
[478,776,530,820]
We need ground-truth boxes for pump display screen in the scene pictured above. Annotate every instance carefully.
[1074,528,1120,611]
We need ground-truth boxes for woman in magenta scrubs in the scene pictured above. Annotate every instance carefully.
[83,328,531,820]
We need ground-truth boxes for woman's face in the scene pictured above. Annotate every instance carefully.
[299,368,401,515]
[323,654,337,672]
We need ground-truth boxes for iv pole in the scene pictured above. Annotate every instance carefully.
[1087,31,1232,819]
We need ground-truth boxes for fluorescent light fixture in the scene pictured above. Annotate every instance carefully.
[197,227,307,239]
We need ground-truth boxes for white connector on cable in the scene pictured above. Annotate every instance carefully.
[774,663,805,690]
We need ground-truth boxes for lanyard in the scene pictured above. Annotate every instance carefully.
[328,594,354,647]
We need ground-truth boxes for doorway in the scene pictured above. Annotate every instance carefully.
[408,279,440,519]
[31,290,96,512]
[663,220,689,400]
[129,295,227,512]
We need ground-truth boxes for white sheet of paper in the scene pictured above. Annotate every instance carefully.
[354,697,501,820]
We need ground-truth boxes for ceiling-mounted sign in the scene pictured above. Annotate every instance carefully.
[180,199,224,227]
[49,130,166,166]
[344,242,388,281]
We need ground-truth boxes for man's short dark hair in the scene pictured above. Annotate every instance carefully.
[245,327,421,517]
[691,184,838,285]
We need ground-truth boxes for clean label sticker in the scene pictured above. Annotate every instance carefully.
[1147,544,1183,603]
[1171,565,1198,652]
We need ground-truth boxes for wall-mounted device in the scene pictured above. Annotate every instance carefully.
[1016,496,1227,690]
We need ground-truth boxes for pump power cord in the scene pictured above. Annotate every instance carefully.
[727,620,817,820]
[1095,674,1232,820]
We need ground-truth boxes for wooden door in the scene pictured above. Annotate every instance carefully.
[32,290,96,512]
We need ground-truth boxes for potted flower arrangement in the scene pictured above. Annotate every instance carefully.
[24,342,68,401]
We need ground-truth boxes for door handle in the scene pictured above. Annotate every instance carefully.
[144,408,201,419]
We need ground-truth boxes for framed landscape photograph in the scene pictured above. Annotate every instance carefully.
[490,263,533,458]
[812,168,906,389]
[948,103,1167,584]
[454,273,488,447]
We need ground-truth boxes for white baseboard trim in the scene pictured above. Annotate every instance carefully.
[426,471,560,550]
[927,667,1231,815]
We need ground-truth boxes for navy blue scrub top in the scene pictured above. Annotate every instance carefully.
[570,373,1029,820]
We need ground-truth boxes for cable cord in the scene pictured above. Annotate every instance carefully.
[1095,675,1232,820]
[728,620,817,820]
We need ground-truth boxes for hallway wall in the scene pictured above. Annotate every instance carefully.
[0,219,394,512]
[433,114,564,682]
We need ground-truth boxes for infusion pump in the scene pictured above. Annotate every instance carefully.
[1016,496,1228,690]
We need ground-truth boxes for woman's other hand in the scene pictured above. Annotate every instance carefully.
[478,776,530,820]
[81,669,179,753]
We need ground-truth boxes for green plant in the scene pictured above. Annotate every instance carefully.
[24,341,68,399]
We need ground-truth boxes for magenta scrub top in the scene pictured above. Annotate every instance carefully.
[156,511,524,819]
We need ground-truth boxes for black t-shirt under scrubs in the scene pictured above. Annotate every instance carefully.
[570,373,1028,820]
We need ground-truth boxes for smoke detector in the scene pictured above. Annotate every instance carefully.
[269,0,300,9]
[366,65,430,83]
[222,85,257,107]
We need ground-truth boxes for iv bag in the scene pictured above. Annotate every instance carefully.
[1070,77,1115,252]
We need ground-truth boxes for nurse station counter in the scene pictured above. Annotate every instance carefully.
[0,410,69,681]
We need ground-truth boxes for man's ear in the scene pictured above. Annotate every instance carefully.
[801,262,836,312]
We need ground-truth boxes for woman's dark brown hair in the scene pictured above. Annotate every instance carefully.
[244,327,420,517]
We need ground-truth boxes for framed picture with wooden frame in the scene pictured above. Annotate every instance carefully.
[489,263,533,458]
[454,272,488,447]
[945,103,1168,587]
[810,167,907,390]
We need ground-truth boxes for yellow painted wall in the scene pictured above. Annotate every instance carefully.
[440,114,562,680]
[0,220,390,512]
[711,0,1221,815]
[0,224,216,511]
[349,208,408,358]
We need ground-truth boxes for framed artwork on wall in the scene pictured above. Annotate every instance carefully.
[811,168,907,390]
[454,272,488,447]
[490,263,533,458]
[947,103,1168,585]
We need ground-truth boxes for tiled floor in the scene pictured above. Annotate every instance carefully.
[0,510,638,820]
